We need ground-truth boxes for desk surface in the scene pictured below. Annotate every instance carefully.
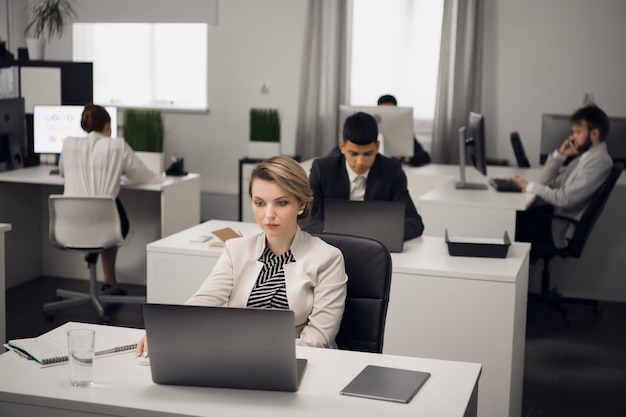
[418,179,536,211]
[0,166,201,288]
[0,165,199,191]
[0,322,481,417]
[149,219,530,284]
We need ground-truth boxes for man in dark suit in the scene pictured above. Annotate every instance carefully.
[306,112,424,240]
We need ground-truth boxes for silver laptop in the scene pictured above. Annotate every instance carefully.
[323,199,405,252]
[142,303,307,392]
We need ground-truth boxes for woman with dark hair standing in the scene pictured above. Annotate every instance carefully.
[59,104,161,294]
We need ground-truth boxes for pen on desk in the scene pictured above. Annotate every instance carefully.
[96,344,138,356]
[96,347,118,356]
[12,347,33,361]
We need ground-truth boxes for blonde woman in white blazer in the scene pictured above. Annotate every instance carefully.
[137,156,348,356]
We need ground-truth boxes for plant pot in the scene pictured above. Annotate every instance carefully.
[26,38,45,60]
[135,151,164,175]
[247,141,281,159]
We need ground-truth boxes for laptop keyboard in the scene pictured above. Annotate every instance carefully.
[489,178,522,193]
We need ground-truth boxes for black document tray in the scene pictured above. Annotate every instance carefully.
[445,229,511,258]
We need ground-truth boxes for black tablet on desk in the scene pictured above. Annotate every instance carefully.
[340,365,431,403]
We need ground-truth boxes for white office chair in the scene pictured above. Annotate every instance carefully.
[45,195,145,322]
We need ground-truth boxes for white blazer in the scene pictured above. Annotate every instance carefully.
[186,227,348,348]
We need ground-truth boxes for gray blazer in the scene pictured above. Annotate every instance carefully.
[186,227,348,348]
[532,142,613,248]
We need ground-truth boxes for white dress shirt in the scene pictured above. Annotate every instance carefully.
[345,161,369,201]
[59,131,162,197]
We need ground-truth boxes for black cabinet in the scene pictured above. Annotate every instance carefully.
[16,60,93,106]
[13,60,93,166]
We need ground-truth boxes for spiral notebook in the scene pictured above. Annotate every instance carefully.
[4,321,138,368]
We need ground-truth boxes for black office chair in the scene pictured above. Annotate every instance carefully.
[510,131,531,168]
[45,195,146,322]
[530,162,623,322]
[313,232,392,353]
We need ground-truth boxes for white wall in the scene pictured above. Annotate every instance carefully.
[10,0,626,219]
[12,0,308,221]
[481,0,626,166]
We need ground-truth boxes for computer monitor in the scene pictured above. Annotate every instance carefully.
[605,116,626,165]
[455,111,488,190]
[541,113,626,166]
[0,98,26,172]
[33,105,118,155]
[540,114,571,164]
[338,105,414,157]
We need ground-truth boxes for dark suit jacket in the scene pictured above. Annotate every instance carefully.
[306,154,424,240]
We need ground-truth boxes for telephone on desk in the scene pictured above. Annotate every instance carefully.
[49,168,60,175]
[165,157,187,176]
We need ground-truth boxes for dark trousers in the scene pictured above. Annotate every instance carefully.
[115,198,130,238]
[515,204,554,246]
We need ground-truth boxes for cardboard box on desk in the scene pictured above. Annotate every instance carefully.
[210,227,243,248]
[445,229,511,258]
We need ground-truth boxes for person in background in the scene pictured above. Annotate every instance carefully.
[509,104,613,248]
[307,111,424,240]
[136,156,348,357]
[59,104,161,295]
[377,94,431,166]
[328,95,431,166]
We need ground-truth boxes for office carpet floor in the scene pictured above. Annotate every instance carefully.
[5,276,626,417]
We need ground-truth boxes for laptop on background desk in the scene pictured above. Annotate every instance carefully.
[142,304,307,392]
[323,199,405,252]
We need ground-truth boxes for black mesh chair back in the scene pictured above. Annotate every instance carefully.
[530,162,623,321]
[511,131,531,168]
[313,232,392,353]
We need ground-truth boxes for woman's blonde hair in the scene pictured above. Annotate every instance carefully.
[249,156,313,218]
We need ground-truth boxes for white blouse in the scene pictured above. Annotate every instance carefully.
[59,131,162,197]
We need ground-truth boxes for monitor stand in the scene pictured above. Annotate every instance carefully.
[455,127,488,190]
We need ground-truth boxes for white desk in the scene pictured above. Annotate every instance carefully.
[146,219,530,417]
[405,165,540,239]
[0,322,481,417]
[405,163,626,303]
[0,165,200,288]
[0,223,10,345]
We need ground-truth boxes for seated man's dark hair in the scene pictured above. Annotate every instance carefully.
[377,94,398,106]
[342,112,378,145]
[570,104,610,141]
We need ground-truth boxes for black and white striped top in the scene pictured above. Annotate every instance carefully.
[246,247,295,309]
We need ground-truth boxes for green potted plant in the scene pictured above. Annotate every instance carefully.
[248,108,281,158]
[24,0,77,60]
[123,109,164,173]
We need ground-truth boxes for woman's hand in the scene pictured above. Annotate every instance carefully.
[136,335,149,358]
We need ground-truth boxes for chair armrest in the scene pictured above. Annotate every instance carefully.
[550,214,580,227]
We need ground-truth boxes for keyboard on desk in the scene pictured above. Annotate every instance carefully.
[489,178,522,193]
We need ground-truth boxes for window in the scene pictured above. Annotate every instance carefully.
[73,23,208,112]
[349,0,444,129]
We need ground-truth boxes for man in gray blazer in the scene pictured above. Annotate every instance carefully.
[510,105,613,248]
[305,112,424,240]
